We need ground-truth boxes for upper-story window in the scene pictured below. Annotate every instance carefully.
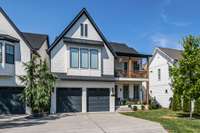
[158,68,161,80]
[70,48,79,68]
[5,44,14,64]
[70,47,98,69]
[80,23,88,37]
[133,61,140,71]
[90,49,98,69]
[0,43,2,63]
[80,48,89,68]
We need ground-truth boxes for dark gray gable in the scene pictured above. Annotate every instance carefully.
[48,8,116,57]
[0,7,35,52]
[22,32,49,50]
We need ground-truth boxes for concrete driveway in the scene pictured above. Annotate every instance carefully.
[0,113,166,133]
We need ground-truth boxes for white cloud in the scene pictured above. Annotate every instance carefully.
[150,33,182,49]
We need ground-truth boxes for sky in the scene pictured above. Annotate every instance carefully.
[0,0,199,54]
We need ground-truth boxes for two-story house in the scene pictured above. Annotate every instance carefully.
[0,8,49,114]
[48,8,151,113]
[149,47,182,108]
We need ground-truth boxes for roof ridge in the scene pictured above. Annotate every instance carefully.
[22,32,48,37]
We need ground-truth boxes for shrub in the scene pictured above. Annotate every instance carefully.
[183,96,191,112]
[128,104,132,108]
[171,93,182,111]
[141,105,145,110]
[132,106,138,111]
[149,97,161,110]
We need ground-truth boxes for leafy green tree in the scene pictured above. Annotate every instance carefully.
[19,55,55,114]
[19,55,40,113]
[171,93,182,111]
[170,35,200,119]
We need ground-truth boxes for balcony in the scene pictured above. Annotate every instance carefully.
[115,70,148,78]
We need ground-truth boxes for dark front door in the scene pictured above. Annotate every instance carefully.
[87,88,109,112]
[56,88,82,113]
[123,85,129,100]
[134,85,140,100]
[0,87,25,114]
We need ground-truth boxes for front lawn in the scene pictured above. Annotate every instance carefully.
[122,109,200,133]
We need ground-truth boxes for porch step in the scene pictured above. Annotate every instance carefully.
[115,106,133,112]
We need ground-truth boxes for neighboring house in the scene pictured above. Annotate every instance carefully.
[0,8,49,114]
[149,47,182,108]
[48,8,151,113]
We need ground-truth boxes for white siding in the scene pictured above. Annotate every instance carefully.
[50,12,114,76]
[0,11,31,87]
[38,40,49,62]
[149,50,173,108]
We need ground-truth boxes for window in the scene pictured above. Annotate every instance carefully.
[85,24,88,37]
[0,43,2,63]
[90,49,98,69]
[81,24,84,36]
[5,44,14,64]
[165,89,168,94]
[134,85,140,100]
[124,62,128,71]
[158,68,161,80]
[80,24,88,37]
[70,48,79,68]
[80,49,89,68]
[133,61,140,71]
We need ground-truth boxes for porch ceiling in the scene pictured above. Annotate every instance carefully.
[115,77,148,82]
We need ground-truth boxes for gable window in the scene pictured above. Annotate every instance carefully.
[0,43,2,63]
[90,49,98,69]
[5,44,14,64]
[80,23,88,37]
[70,48,79,68]
[80,48,89,68]
[158,68,161,80]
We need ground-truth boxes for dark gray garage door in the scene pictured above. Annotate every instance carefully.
[87,88,110,112]
[56,88,82,113]
[0,87,25,114]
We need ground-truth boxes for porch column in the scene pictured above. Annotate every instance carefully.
[82,87,87,113]
[110,88,115,112]
[50,87,57,114]
[128,57,132,78]
[129,84,134,99]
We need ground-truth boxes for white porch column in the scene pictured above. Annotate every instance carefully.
[139,84,143,103]
[82,87,87,113]
[50,87,57,114]
[110,88,115,112]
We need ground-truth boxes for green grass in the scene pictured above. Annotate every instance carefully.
[122,109,200,133]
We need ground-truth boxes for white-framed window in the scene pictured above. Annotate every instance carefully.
[0,42,2,63]
[80,23,88,37]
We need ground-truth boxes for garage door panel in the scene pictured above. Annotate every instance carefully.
[57,88,82,113]
[0,88,25,114]
[87,88,109,112]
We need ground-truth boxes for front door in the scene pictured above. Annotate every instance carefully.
[123,85,129,100]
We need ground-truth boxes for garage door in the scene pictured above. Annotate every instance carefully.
[87,88,110,112]
[0,87,25,114]
[56,88,82,113]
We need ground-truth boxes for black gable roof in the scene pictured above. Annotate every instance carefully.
[110,42,138,54]
[22,32,48,50]
[48,8,116,57]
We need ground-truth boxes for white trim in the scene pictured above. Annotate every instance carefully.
[115,77,148,82]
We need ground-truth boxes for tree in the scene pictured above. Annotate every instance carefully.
[170,35,200,119]
[19,55,56,114]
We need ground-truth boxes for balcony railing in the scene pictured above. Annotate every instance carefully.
[115,70,148,78]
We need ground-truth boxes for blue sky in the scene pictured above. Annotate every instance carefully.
[0,0,199,54]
